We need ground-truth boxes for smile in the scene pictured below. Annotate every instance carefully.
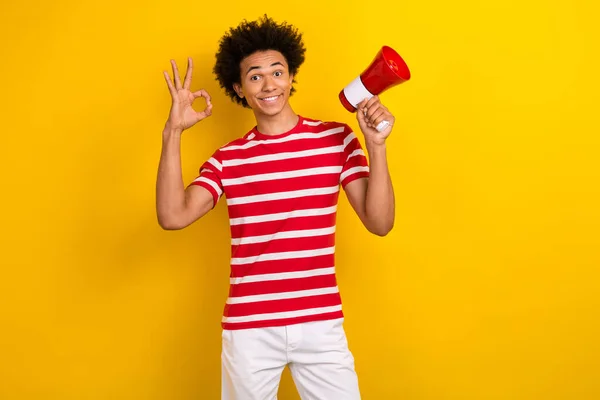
[259,95,280,102]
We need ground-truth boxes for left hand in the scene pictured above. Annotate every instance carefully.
[356,95,395,146]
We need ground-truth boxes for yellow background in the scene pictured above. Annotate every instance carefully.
[1,0,599,398]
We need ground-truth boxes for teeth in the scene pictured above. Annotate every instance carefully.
[262,96,279,101]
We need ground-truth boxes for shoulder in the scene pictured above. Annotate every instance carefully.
[220,137,250,150]
[299,116,355,143]
[298,116,360,153]
[210,126,257,157]
[301,115,349,130]
[302,115,357,140]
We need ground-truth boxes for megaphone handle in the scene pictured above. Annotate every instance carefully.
[358,95,390,132]
[376,120,390,132]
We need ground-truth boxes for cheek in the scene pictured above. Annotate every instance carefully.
[245,86,259,99]
[283,79,293,92]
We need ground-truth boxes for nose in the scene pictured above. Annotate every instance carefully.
[262,75,276,92]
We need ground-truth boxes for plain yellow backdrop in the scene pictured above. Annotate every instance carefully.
[1,0,599,398]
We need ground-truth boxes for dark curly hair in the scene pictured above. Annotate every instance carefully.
[213,14,306,108]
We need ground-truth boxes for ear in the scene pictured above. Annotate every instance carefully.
[233,83,244,98]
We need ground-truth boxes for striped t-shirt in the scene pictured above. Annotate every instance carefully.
[190,115,370,330]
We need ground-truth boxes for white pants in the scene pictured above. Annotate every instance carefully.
[221,318,361,399]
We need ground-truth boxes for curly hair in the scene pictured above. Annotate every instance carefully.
[213,14,306,108]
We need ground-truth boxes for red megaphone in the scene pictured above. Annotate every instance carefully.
[339,45,411,125]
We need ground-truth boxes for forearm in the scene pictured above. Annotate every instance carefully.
[156,124,187,228]
[365,142,395,235]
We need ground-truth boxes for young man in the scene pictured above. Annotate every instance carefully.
[156,15,395,400]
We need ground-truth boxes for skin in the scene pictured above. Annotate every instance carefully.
[156,51,395,236]
[233,50,298,135]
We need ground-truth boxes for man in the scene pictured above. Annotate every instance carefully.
[156,15,395,400]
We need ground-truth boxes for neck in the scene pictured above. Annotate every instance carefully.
[254,104,299,135]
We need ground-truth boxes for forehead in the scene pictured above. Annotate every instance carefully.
[240,50,288,70]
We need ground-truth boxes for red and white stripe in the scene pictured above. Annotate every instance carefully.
[190,116,369,330]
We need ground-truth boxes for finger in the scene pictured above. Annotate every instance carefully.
[171,59,182,90]
[193,89,212,105]
[197,102,213,120]
[364,95,380,110]
[356,98,368,114]
[193,89,213,118]
[356,103,367,125]
[369,109,386,125]
[361,95,382,119]
[374,113,394,131]
[163,71,177,97]
[373,114,389,129]
[365,102,382,121]
[183,57,193,90]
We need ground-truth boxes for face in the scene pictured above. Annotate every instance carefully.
[233,50,294,117]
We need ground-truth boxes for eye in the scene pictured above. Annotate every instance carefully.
[274,71,283,77]
[250,75,261,81]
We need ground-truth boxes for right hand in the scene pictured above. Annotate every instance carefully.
[163,57,213,132]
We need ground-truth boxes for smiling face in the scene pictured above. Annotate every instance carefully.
[233,50,295,118]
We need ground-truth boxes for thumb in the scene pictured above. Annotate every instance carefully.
[197,102,213,120]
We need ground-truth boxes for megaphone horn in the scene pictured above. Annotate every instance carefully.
[339,45,411,131]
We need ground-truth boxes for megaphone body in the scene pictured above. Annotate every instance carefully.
[339,45,411,131]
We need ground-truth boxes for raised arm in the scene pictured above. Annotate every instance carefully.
[344,95,395,236]
[156,57,215,230]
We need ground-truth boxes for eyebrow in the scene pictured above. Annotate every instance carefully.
[246,62,284,75]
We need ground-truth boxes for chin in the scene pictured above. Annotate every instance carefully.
[254,104,286,117]
[262,107,285,116]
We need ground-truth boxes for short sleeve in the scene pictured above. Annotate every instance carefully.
[340,124,370,188]
[187,149,224,208]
